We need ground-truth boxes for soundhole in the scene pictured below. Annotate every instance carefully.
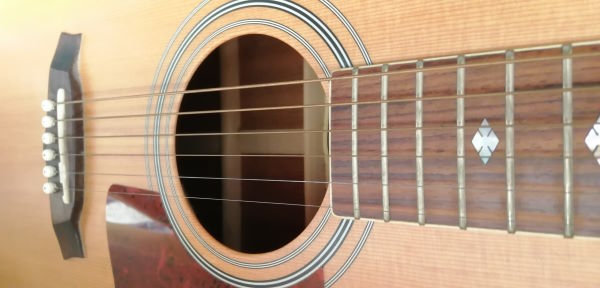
[175,35,328,253]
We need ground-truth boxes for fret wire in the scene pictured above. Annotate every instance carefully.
[415,60,425,226]
[58,49,600,106]
[380,64,390,222]
[55,43,600,227]
[351,67,360,219]
[58,85,600,123]
[456,55,467,230]
[505,49,516,234]
[42,42,600,228]
[562,44,574,238]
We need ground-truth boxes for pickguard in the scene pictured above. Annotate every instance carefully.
[105,184,324,287]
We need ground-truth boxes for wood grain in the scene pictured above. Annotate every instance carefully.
[331,45,600,236]
[1,0,600,287]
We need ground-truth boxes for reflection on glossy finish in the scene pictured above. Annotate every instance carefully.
[107,184,231,287]
[106,184,323,287]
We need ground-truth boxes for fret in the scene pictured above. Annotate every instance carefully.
[456,56,467,230]
[505,50,516,234]
[380,64,390,222]
[351,67,360,219]
[562,44,574,238]
[329,41,600,237]
[415,60,425,225]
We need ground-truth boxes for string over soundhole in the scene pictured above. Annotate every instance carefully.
[175,35,328,253]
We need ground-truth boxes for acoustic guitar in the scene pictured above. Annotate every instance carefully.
[2,1,600,287]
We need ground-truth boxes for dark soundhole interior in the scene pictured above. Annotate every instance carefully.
[175,35,328,253]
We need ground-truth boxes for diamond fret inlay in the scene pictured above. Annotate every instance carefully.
[471,119,499,164]
[585,115,600,166]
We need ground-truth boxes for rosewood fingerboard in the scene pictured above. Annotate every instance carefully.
[331,42,600,237]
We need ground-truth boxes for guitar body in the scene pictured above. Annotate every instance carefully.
[2,1,600,287]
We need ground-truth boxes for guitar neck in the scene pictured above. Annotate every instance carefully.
[330,41,600,238]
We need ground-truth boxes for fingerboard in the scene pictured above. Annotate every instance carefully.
[330,41,600,237]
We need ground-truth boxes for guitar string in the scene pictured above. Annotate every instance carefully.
[61,119,600,201]
[60,153,599,160]
[60,120,600,206]
[50,50,600,207]
[59,85,600,123]
[99,190,329,208]
[55,96,600,194]
[56,50,600,106]
[76,184,600,209]
[59,121,599,139]
[68,165,600,186]
[73,172,335,184]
